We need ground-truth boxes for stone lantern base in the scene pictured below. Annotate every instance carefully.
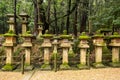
[93,62,105,68]
[41,63,51,70]
[2,64,16,71]
[77,64,89,69]
[109,62,120,67]
[60,63,70,70]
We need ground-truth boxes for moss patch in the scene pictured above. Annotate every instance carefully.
[93,62,105,68]
[77,64,88,69]
[79,32,90,40]
[60,62,70,69]
[109,62,120,67]
[2,64,15,71]
[41,63,51,70]
[110,32,120,39]
[4,30,16,37]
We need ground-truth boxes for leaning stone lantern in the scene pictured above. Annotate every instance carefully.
[41,30,53,69]
[19,12,29,34]
[21,31,33,70]
[92,31,105,68]
[2,30,16,71]
[77,32,90,69]
[59,30,71,69]
[7,14,15,33]
[109,32,120,67]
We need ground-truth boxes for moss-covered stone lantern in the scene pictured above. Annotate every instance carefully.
[77,32,90,69]
[59,30,71,69]
[2,30,16,71]
[41,30,53,69]
[37,22,43,39]
[21,31,33,70]
[92,30,105,68]
[7,14,15,33]
[19,12,29,34]
[109,32,120,67]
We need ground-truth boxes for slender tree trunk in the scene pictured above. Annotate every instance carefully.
[53,0,58,35]
[66,0,71,34]
[14,0,17,35]
[80,0,88,33]
[47,0,51,25]
[73,0,78,37]
[33,0,38,35]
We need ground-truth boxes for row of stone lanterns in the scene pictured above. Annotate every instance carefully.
[2,12,120,71]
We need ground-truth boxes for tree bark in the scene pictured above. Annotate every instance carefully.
[73,0,78,37]
[53,0,58,35]
[80,0,88,33]
[66,0,71,34]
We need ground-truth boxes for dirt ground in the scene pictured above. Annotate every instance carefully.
[0,68,120,80]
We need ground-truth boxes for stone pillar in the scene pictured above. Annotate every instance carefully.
[22,36,32,65]
[60,38,71,69]
[77,34,90,69]
[7,14,15,32]
[6,47,13,64]
[93,36,105,68]
[21,35,33,70]
[41,33,53,69]
[109,36,120,67]
[19,12,29,34]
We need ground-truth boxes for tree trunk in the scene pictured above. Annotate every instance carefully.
[53,0,58,35]
[73,0,78,37]
[33,0,38,35]
[80,0,88,33]
[14,0,17,35]
[66,0,71,34]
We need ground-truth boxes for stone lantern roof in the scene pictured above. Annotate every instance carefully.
[19,12,29,17]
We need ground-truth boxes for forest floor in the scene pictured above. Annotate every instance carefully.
[0,68,120,80]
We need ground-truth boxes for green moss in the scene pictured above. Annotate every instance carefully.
[92,30,104,38]
[68,50,75,58]
[60,62,70,69]
[60,35,72,39]
[22,31,33,37]
[41,63,51,69]
[41,34,53,38]
[110,62,120,67]
[93,62,105,68]
[51,52,61,60]
[110,32,120,39]
[4,30,16,37]
[2,64,15,71]
[77,64,88,69]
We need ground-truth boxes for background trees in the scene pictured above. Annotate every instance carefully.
[0,0,120,35]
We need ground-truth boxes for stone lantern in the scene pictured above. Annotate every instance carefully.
[109,32,120,67]
[19,12,29,34]
[2,30,16,70]
[92,32,105,68]
[37,23,43,39]
[77,32,90,69]
[59,30,71,69]
[7,14,15,33]
[41,30,53,69]
[21,31,33,70]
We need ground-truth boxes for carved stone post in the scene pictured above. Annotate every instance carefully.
[41,31,53,69]
[77,32,90,69]
[109,33,120,67]
[92,33,105,68]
